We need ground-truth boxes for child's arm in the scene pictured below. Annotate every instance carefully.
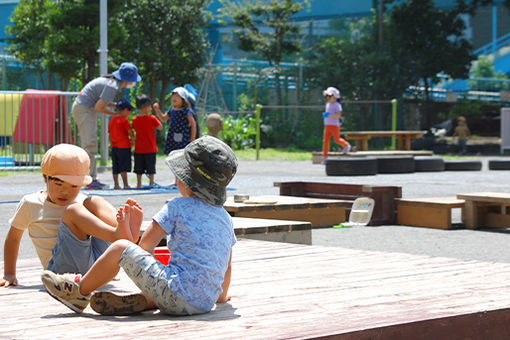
[153,103,169,122]
[1,226,24,287]
[128,128,134,147]
[187,115,197,141]
[328,109,342,119]
[217,250,232,303]
[138,221,166,253]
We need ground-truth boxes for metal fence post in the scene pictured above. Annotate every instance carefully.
[255,104,262,160]
[391,98,397,149]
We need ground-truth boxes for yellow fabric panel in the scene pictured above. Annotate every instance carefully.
[0,93,23,136]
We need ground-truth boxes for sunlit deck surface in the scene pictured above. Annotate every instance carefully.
[2,239,510,339]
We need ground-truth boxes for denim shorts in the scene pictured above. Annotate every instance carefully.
[47,221,110,275]
[119,244,206,315]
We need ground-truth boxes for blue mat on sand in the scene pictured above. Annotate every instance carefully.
[83,184,236,197]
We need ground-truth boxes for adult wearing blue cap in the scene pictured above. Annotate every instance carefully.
[72,62,142,189]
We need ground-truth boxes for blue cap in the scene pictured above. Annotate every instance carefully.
[112,62,142,82]
[116,99,134,111]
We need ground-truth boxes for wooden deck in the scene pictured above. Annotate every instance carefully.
[2,239,510,339]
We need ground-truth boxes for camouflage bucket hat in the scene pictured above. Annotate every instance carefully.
[166,136,238,206]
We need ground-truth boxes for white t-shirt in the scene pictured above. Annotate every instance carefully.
[9,190,87,269]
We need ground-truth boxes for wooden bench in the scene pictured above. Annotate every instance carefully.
[457,192,510,229]
[342,130,426,151]
[275,181,401,225]
[140,217,312,245]
[224,195,346,227]
[397,197,465,229]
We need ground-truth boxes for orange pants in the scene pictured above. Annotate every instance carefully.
[323,125,349,157]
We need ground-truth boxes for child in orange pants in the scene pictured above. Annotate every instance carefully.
[322,87,351,164]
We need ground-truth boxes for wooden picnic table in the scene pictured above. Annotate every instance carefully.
[223,195,346,227]
[456,192,510,229]
[342,130,426,151]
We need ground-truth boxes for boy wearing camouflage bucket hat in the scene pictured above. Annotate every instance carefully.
[41,136,238,316]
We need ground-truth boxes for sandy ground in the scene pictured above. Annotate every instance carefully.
[1,155,510,264]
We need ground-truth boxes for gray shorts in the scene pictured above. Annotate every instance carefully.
[119,244,206,315]
[47,221,110,274]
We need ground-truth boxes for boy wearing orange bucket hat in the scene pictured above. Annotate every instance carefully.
[1,144,141,288]
[41,136,237,316]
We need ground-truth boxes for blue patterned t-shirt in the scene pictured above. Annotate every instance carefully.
[153,196,236,311]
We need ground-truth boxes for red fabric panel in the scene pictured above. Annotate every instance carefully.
[13,89,73,145]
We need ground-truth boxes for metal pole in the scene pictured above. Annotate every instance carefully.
[255,104,262,160]
[98,0,108,166]
[391,98,397,149]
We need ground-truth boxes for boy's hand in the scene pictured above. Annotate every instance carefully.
[0,274,18,287]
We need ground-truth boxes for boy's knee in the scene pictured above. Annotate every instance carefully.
[83,195,109,210]
[111,239,132,253]
[62,202,82,221]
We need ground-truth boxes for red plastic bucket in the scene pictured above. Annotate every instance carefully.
[154,247,171,265]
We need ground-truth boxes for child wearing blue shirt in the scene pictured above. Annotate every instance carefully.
[41,136,238,316]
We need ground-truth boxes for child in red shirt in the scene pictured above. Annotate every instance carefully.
[108,99,134,189]
[132,94,163,188]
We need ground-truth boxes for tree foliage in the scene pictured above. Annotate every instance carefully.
[7,0,126,89]
[219,0,307,105]
[6,0,52,88]
[116,0,209,107]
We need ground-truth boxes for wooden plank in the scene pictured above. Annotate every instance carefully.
[3,240,510,339]
[224,195,347,227]
[275,182,401,225]
[231,206,346,228]
[397,203,452,229]
[457,192,510,204]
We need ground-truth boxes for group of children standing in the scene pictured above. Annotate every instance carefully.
[108,87,197,189]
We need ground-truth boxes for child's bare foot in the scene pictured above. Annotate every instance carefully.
[113,186,121,190]
[116,204,133,241]
[126,199,143,242]
[123,185,131,189]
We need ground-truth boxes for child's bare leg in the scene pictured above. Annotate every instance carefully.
[116,204,133,242]
[149,174,155,186]
[120,172,130,189]
[113,174,121,189]
[80,239,132,296]
[125,199,143,242]
[83,196,117,227]
[62,198,130,242]
[136,174,142,188]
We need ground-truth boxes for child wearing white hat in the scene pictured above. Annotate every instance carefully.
[321,87,351,164]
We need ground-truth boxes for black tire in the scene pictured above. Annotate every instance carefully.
[488,160,510,170]
[444,160,482,171]
[325,157,378,176]
[376,156,415,174]
[414,156,445,172]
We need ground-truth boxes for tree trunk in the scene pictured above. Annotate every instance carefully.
[39,72,46,90]
[159,79,170,109]
[86,55,96,83]
[274,67,282,106]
